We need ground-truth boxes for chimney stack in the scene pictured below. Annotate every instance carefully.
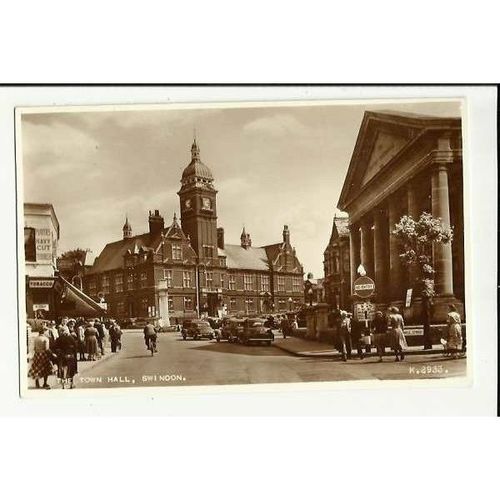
[148,209,165,235]
[217,227,225,249]
[283,224,290,245]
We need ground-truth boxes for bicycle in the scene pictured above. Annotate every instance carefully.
[147,336,157,356]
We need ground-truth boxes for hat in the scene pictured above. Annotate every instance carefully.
[67,318,76,324]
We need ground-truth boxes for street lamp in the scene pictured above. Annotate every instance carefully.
[288,297,293,311]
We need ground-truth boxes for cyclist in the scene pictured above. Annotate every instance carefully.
[143,321,158,353]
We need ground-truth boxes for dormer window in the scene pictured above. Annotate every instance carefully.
[172,244,182,260]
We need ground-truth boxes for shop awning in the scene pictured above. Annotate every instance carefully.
[59,276,107,317]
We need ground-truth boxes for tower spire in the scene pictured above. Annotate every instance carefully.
[240,225,251,249]
[123,214,132,239]
[191,130,200,160]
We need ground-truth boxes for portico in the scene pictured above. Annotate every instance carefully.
[338,112,464,324]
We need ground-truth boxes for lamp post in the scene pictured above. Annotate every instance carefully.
[288,297,293,312]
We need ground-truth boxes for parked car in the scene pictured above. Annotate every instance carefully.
[216,317,245,342]
[237,319,274,346]
[182,319,215,340]
[206,316,222,329]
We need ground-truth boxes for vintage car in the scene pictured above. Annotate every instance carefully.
[182,319,215,340]
[236,318,274,346]
[215,317,245,342]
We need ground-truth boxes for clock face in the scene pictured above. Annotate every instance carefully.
[202,197,212,209]
[184,198,192,209]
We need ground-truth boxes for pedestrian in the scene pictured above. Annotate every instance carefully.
[84,320,99,361]
[280,316,290,339]
[58,317,70,336]
[446,304,462,359]
[94,319,105,357]
[387,306,408,361]
[47,320,59,350]
[372,310,387,362]
[291,316,298,331]
[109,320,122,353]
[337,310,352,361]
[67,319,78,341]
[54,327,78,389]
[28,326,54,389]
[76,319,86,361]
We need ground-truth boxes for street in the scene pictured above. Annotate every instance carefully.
[63,329,468,389]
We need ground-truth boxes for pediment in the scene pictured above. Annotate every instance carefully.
[361,130,409,186]
[338,112,432,210]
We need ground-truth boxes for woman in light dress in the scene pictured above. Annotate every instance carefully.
[446,304,462,359]
[387,306,408,362]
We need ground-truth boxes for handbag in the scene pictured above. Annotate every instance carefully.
[361,334,372,345]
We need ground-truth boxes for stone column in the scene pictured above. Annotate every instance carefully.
[315,303,330,339]
[157,279,171,327]
[349,224,358,295]
[388,196,403,301]
[431,164,454,296]
[359,220,373,277]
[373,208,386,302]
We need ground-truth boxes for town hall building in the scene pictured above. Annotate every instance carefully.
[83,140,305,321]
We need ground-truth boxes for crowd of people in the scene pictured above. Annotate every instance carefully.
[333,303,464,362]
[28,317,123,390]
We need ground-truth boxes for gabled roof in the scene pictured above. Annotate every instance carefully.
[330,216,349,242]
[337,111,461,211]
[89,232,163,274]
[262,242,284,265]
[218,244,269,271]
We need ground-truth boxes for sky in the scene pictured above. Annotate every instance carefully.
[21,100,461,277]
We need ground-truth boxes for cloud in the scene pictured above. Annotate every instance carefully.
[242,113,311,137]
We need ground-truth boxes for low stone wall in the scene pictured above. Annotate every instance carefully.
[292,316,467,348]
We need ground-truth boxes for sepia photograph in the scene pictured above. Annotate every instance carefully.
[17,98,468,393]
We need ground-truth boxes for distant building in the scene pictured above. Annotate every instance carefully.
[83,140,305,321]
[323,215,351,311]
[56,248,94,289]
[337,111,464,323]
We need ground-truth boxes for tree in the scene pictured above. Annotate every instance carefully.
[392,212,453,349]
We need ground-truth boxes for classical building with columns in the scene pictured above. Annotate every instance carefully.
[337,111,464,324]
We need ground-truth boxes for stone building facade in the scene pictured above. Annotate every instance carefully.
[24,203,60,319]
[323,215,351,311]
[83,140,304,321]
[337,111,464,324]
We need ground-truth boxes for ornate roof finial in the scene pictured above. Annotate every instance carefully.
[191,129,200,160]
[123,213,132,238]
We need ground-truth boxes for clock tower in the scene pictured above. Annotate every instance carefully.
[178,139,218,262]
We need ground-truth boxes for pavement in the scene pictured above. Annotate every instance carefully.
[273,336,450,359]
